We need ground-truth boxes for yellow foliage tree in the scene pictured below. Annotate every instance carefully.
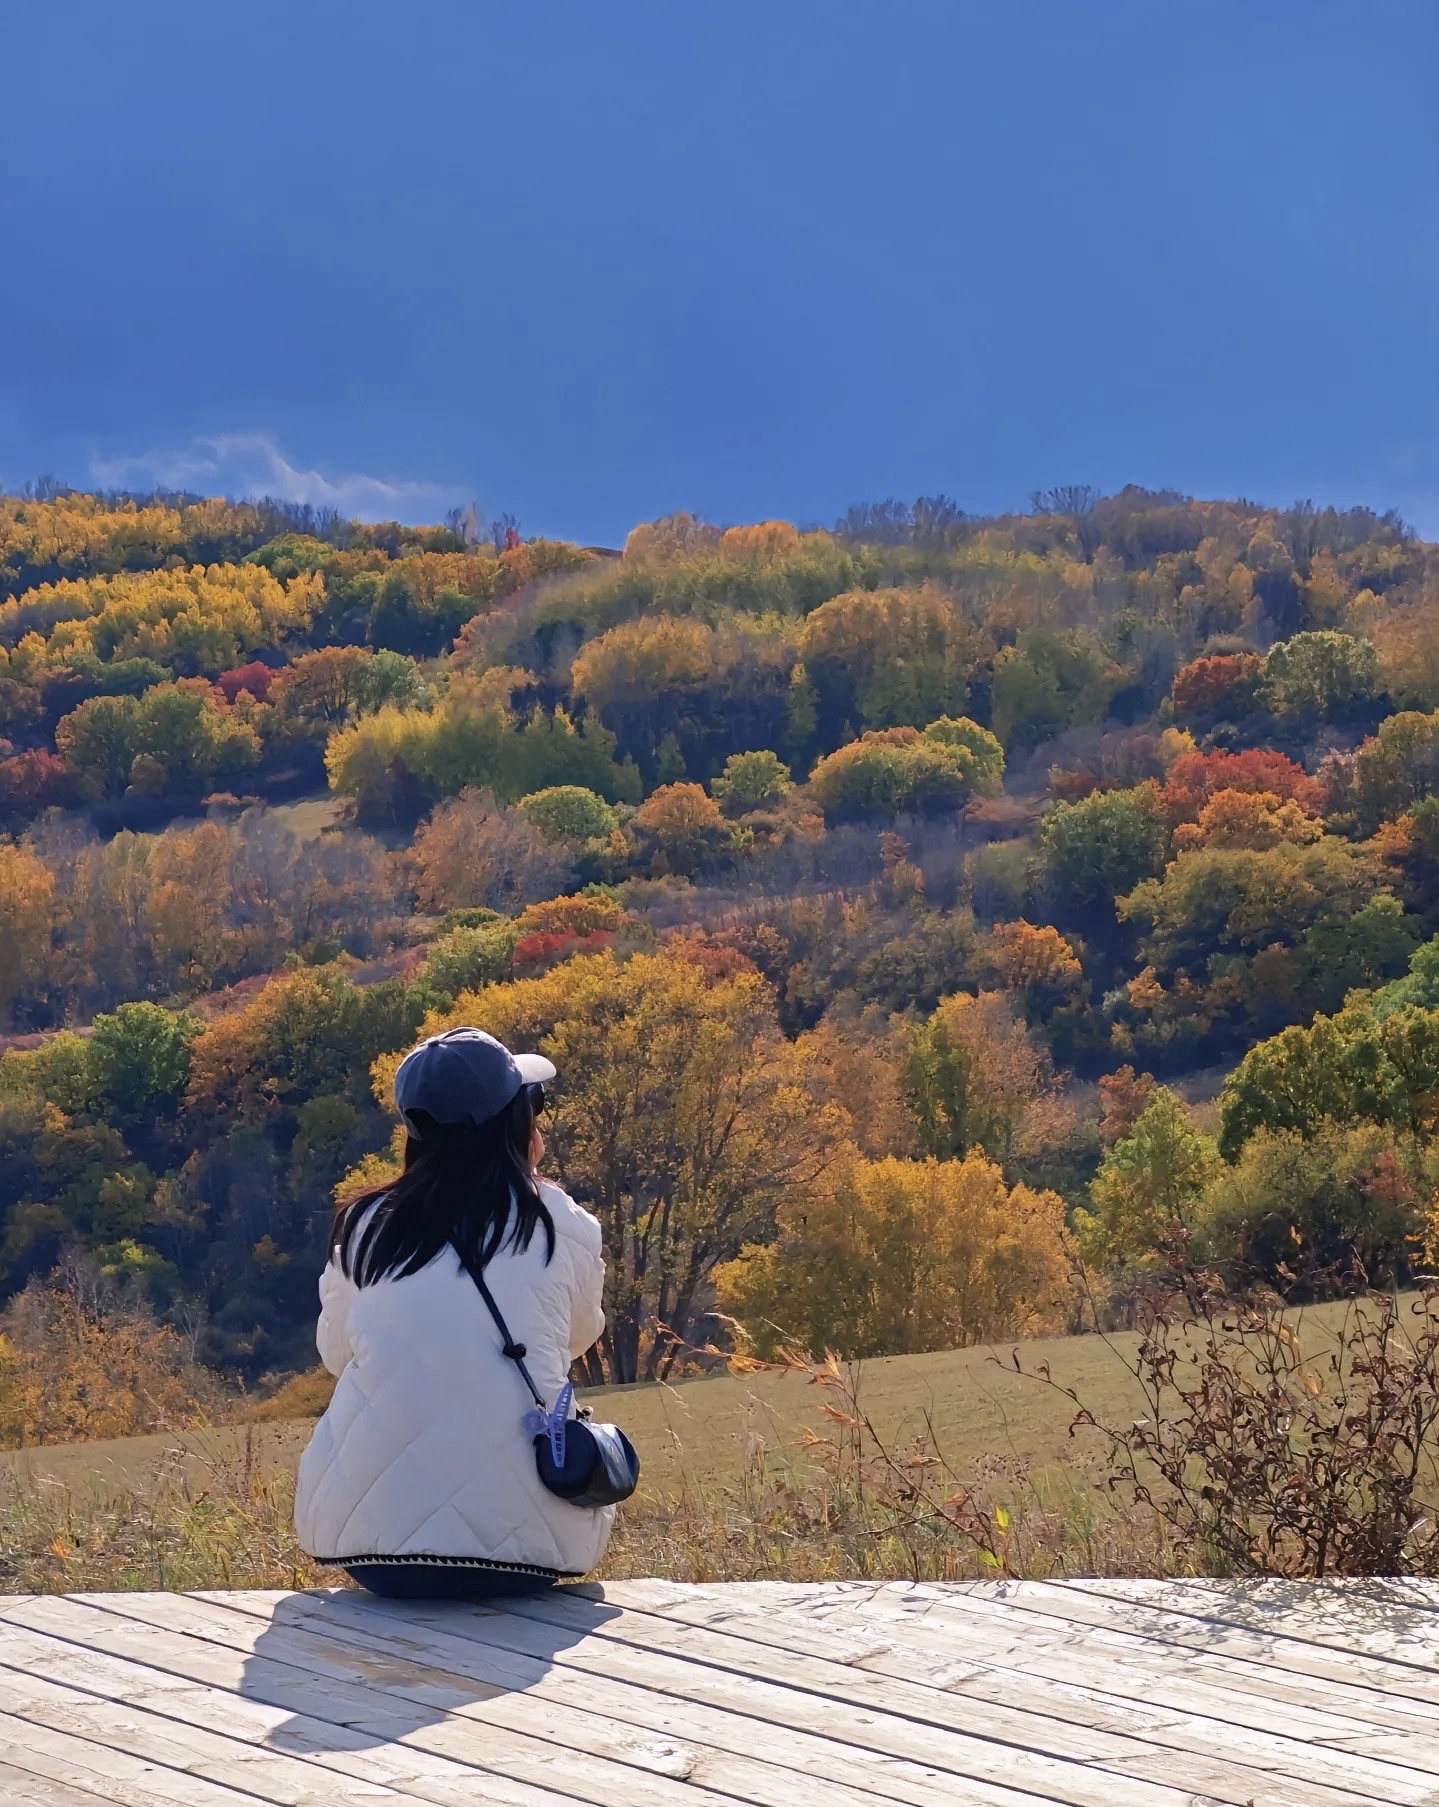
[0,840,55,1028]
[719,520,801,561]
[988,920,1081,992]
[0,563,322,676]
[370,950,851,1381]
[570,616,714,714]
[715,1152,1074,1359]
[799,584,987,730]
[628,781,735,875]
[906,990,1074,1169]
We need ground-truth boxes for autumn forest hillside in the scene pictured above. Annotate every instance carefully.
[4,480,1439,1425]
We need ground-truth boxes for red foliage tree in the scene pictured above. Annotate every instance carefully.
[660,931,762,982]
[1160,747,1324,822]
[511,928,616,973]
[0,748,80,816]
[1170,653,1264,720]
[216,660,276,705]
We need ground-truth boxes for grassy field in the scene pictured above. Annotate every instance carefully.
[2,1326,1145,1497]
[263,793,345,840]
[0,1299,1396,1593]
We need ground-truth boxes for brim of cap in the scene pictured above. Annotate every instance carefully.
[515,1052,557,1086]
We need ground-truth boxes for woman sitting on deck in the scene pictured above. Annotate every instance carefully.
[293,1028,614,1600]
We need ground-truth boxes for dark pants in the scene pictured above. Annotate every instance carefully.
[344,1562,558,1601]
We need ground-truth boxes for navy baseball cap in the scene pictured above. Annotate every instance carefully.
[393,1028,556,1138]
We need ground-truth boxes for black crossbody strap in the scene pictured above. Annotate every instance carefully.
[449,1238,548,1412]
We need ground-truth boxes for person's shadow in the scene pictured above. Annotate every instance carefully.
[235,1582,627,1758]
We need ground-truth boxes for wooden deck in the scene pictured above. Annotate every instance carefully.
[1,1580,1438,1806]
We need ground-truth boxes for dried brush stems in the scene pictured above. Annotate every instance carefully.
[1020,1260,1439,1578]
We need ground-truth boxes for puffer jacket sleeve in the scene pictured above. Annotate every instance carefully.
[315,1258,355,1377]
[565,1203,607,1361]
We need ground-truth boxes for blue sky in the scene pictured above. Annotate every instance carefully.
[3,1,1437,540]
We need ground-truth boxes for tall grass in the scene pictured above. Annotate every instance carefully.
[0,1432,326,1594]
[0,1420,1168,1596]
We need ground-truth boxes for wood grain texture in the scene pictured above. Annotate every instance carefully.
[0,1582,1434,1807]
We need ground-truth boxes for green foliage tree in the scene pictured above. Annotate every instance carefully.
[1373,933,1439,1018]
[1219,1005,1439,1160]
[56,685,259,800]
[1350,711,1439,832]
[1199,1123,1430,1292]
[797,585,984,742]
[1041,784,1169,912]
[990,629,1120,749]
[515,785,619,842]
[711,749,793,813]
[1073,1089,1217,1276]
[419,922,518,1002]
[808,718,1003,820]
[1263,631,1377,719]
[87,1002,199,1124]
[1121,841,1411,1033]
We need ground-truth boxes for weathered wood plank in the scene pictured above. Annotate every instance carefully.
[202,1585,1047,1807]
[64,1590,1160,1807]
[500,1586,1436,1807]
[593,1576,1439,1790]
[692,1579,1439,1733]
[0,1628,591,1807]
[1066,1579,1439,1668]
[0,1710,304,1807]
[597,1576,1439,1734]
[769,1581,1439,1708]
[2,1580,1434,1807]
[8,1593,1006,1807]
[0,1761,163,1807]
[0,1654,548,1807]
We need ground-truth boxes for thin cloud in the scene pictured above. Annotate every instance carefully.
[90,432,460,522]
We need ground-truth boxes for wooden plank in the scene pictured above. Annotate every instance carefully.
[346,1586,1409,1807]
[0,1659,472,1807]
[6,1593,1000,1807]
[199,1585,1054,1807]
[6,1579,1437,1807]
[0,1760,163,1807]
[1067,1579,1439,1666]
[593,1577,1439,1787]
[703,1579,1439,1732]
[0,1598,730,1807]
[69,1590,1159,1807]
[0,1626,593,1807]
[779,1581,1439,1710]
[596,1576,1434,1729]
[499,1586,1439,1807]
[0,1709,307,1807]
[1076,1579,1439,1616]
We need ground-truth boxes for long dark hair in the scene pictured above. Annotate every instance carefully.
[333,1088,554,1286]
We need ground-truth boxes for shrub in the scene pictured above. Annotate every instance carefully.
[516,784,618,842]
[0,1263,222,1448]
[807,718,1003,821]
[1037,1275,1439,1576]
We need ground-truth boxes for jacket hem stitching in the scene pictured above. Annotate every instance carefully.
[329,1552,575,1577]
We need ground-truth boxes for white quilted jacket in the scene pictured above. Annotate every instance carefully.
[293,1180,614,1575]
